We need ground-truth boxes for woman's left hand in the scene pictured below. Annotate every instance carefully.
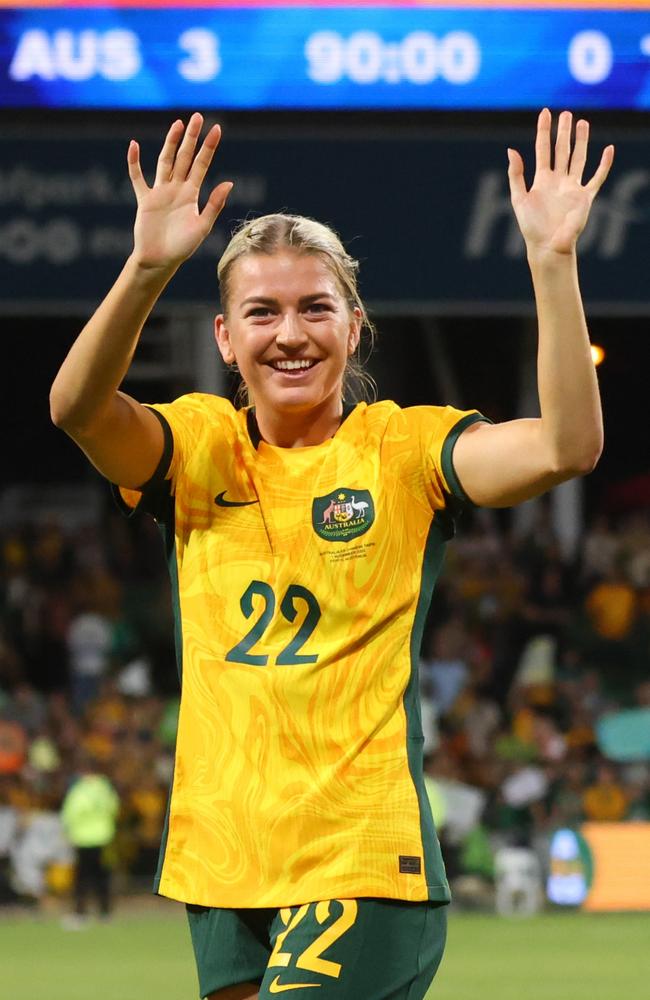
[508,108,615,257]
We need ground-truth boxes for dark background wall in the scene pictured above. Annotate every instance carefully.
[2,107,649,520]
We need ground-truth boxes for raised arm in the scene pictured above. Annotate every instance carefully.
[453,109,614,508]
[49,113,232,489]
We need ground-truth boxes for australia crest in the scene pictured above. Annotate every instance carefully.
[312,488,375,543]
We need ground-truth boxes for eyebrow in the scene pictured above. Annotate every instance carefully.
[240,293,336,308]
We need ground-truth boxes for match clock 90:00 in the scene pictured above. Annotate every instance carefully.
[305,30,481,86]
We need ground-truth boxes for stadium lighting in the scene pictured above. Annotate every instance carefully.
[591,344,606,366]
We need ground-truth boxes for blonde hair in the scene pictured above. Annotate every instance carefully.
[217,213,376,405]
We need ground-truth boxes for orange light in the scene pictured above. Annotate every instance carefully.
[591,344,605,367]
[582,823,650,912]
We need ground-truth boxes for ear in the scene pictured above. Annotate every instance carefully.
[347,307,362,356]
[215,314,236,365]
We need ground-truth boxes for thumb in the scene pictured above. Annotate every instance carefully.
[507,148,527,204]
[200,181,233,233]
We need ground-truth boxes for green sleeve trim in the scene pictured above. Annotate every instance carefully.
[441,412,492,508]
[139,407,174,490]
[109,482,140,519]
[109,408,174,521]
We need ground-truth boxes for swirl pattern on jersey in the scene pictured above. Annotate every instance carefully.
[119,395,484,907]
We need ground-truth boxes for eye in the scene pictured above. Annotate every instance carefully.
[306,302,332,314]
[246,307,273,318]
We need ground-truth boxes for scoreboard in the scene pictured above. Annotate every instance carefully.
[0,2,649,109]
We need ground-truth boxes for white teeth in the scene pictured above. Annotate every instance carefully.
[273,359,314,370]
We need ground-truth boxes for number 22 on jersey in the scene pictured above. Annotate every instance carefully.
[225,580,321,667]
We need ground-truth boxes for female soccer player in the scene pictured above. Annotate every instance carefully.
[50,110,612,1000]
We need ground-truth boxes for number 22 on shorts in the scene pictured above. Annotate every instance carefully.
[268,900,358,979]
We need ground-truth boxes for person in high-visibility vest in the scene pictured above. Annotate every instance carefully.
[61,757,119,923]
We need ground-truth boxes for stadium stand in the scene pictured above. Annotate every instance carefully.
[1,504,649,909]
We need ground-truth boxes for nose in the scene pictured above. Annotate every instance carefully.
[275,310,308,350]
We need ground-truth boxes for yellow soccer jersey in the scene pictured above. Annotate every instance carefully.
[115,395,486,908]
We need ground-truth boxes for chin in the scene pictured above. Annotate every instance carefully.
[252,370,342,416]
[270,390,323,413]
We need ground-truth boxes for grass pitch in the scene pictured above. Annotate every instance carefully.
[2,904,647,999]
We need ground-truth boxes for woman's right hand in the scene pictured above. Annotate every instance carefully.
[128,112,233,271]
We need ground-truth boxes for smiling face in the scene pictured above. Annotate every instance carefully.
[215,250,361,439]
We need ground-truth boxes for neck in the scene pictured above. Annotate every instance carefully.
[254,397,345,448]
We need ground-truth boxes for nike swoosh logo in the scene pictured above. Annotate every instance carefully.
[268,977,321,994]
[214,491,259,508]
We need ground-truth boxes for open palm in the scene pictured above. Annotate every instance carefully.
[508,109,614,256]
[128,113,232,269]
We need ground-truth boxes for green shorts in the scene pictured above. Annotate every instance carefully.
[186,897,447,999]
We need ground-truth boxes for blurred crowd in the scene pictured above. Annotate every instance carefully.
[0,508,179,908]
[1,499,649,909]
[420,506,650,900]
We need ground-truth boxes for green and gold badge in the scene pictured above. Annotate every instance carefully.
[312,488,375,543]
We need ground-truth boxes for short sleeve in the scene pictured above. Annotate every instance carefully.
[430,407,492,507]
[111,393,217,522]
[402,405,492,514]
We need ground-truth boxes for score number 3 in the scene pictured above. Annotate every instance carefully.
[225,580,321,666]
[178,28,221,82]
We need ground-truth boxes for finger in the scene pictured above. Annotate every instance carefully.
[534,107,552,173]
[188,124,223,190]
[507,148,527,204]
[155,119,184,186]
[554,110,572,173]
[172,112,204,182]
[199,181,233,234]
[569,118,589,182]
[585,145,615,196]
[127,140,148,200]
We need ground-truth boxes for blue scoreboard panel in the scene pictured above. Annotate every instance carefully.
[0,2,649,109]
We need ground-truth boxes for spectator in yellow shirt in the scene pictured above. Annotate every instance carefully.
[585,565,637,642]
[582,762,628,822]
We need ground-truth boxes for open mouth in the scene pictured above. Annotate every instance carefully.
[269,359,319,375]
